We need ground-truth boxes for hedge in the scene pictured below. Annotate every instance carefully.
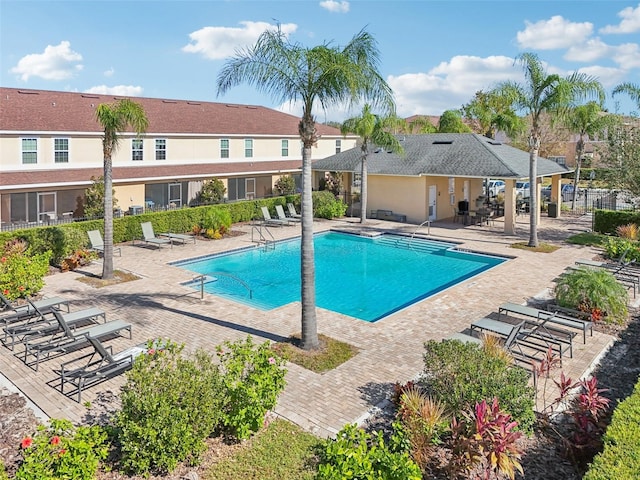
[593,209,640,235]
[0,193,341,266]
[584,378,640,479]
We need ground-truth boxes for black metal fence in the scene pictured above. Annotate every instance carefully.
[558,188,637,215]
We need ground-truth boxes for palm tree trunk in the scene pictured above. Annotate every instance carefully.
[571,137,584,211]
[102,149,114,280]
[528,136,539,247]
[299,118,318,350]
[360,145,369,224]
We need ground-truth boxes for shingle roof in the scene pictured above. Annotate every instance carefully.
[311,133,571,179]
[0,87,341,136]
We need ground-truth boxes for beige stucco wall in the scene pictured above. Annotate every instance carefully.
[113,184,145,211]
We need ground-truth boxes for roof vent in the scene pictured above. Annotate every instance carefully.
[488,140,502,145]
[81,94,99,98]
[432,140,453,144]
[162,100,178,103]
[187,101,201,105]
[17,90,39,95]
[226,104,240,108]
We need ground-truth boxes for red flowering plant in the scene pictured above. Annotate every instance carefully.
[0,239,51,300]
[15,418,107,480]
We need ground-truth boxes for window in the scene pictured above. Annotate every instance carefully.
[220,139,229,158]
[281,139,289,157]
[132,139,143,161]
[54,138,69,163]
[21,138,38,164]
[335,139,342,154]
[245,138,253,158]
[352,173,362,188]
[155,139,166,160]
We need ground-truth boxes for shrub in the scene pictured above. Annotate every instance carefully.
[113,340,224,475]
[554,267,628,324]
[0,240,52,300]
[274,175,296,195]
[196,178,226,204]
[316,424,422,480]
[584,378,640,480]
[420,340,535,433]
[312,191,347,219]
[15,418,108,480]
[217,336,287,440]
[201,208,232,237]
[615,223,639,240]
[84,176,117,218]
[602,236,640,263]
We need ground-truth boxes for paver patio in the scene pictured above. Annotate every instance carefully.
[0,213,617,437]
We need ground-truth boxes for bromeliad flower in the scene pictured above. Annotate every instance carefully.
[50,435,61,446]
[21,437,33,449]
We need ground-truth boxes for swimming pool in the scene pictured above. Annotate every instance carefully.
[174,232,506,322]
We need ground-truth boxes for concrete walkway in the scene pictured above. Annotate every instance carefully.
[0,213,616,437]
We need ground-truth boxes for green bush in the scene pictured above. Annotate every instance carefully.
[201,208,232,236]
[15,418,108,480]
[603,236,640,263]
[554,267,628,324]
[0,240,52,299]
[420,339,535,433]
[113,340,224,475]
[196,178,226,204]
[316,424,422,480]
[584,379,640,479]
[217,336,287,440]
[274,175,297,195]
[593,209,640,235]
[312,191,347,219]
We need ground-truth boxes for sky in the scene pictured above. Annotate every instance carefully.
[1,0,640,122]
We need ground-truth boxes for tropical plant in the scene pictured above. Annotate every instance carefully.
[196,178,226,204]
[83,176,118,218]
[494,53,604,247]
[274,175,296,195]
[603,236,640,263]
[201,208,232,237]
[557,102,612,210]
[95,99,148,280]
[615,223,638,240]
[437,109,472,133]
[461,89,524,139]
[554,267,628,324]
[15,418,108,480]
[613,82,640,111]
[0,240,51,299]
[341,104,403,223]
[217,27,395,350]
[312,190,348,219]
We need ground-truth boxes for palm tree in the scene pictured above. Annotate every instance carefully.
[340,104,403,223]
[494,53,604,247]
[217,28,394,350]
[613,82,640,110]
[461,89,524,139]
[95,99,148,280]
[557,102,611,210]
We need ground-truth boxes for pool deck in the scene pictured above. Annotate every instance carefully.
[0,213,619,437]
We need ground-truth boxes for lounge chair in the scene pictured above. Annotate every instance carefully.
[4,301,105,351]
[447,320,525,355]
[158,230,196,246]
[23,309,131,371]
[60,336,149,402]
[1,293,69,334]
[140,222,172,249]
[260,206,289,227]
[287,203,301,218]
[275,205,300,224]
[87,230,121,257]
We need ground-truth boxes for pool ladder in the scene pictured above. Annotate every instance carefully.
[251,224,275,251]
[192,272,252,300]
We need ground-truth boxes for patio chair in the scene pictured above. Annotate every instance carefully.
[275,205,300,224]
[1,293,69,334]
[158,230,196,246]
[60,336,149,402]
[87,230,121,257]
[140,222,172,249]
[4,300,105,351]
[449,321,525,356]
[260,206,289,227]
[287,203,301,218]
[23,309,131,371]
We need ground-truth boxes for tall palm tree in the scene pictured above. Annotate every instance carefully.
[613,82,640,110]
[340,104,403,223]
[217,28,394,350]
[95,99,148,280]
[494,53,604,247]
[558,102,611,210]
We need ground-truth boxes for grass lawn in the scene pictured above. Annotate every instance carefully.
[510,242,560,253]
[204,419,321,479]
[565,231,608,247]
[272,333,358,373]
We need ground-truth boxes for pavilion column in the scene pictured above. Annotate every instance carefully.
[535,178,541,224]
[504,179,517,235]
[550,174,562,218]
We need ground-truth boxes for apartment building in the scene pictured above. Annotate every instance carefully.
[0,87,354,227]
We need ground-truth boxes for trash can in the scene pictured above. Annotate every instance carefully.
[547,202,558,218]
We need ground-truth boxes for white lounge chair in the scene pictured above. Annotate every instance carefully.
[260,206,289,227]
[87,230,121,256]
[140,222,172,249]
[275,205,300,224]
[287,203,301,218]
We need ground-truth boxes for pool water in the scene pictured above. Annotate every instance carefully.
[174,232,505,322]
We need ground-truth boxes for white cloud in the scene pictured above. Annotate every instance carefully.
[516,15,593,50]
[10,41,83,81]
[104,67,115,77]
[564,38,611,62]
[573,65,627,88]
[319,1,350,13]
[612,42,640,69]
[182,21,297,60]
[600,3,640,34]
[84,85,144,96]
